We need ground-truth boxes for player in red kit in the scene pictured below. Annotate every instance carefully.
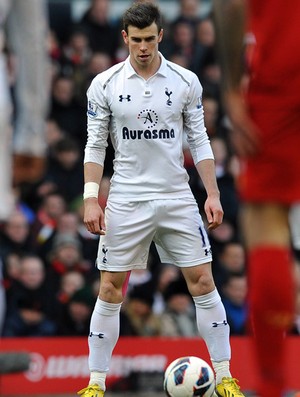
[213,1,300,396]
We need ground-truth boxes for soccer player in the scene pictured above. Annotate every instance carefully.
[79,3,244,397]
[213,1,299,396]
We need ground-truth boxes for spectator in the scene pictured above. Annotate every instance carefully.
[78,0,120,60]
[56,270,86,306]
[214,241,246,290]
[30,192,66,250]
[45,118,67,156]
[0,251,23,336]
[211,136,240,226]
[202,95,220,138]
[60,27,92,72]
[200,51,221,100]
[49,74,86,151]
[47,29,63,75]
[152,264,180,315]
[220,272,248,335]
[2,254,58,337]
[38,210,98,267]
[57,286,95,336]
[171,0,202,27]
[2,252,22,287]
[196,17,215,48]
[46,233,92,293]
[59,27,93,105]
[160,277,198,337]
[120,284,161,337]
[40,137,84,205]
[0,210,33,260]
[164,20,206,74]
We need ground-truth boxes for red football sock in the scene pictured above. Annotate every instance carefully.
[248,246,295,397]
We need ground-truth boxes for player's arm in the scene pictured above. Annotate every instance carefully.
[184,75,223,230]
[213,0,260,156]
[83,162,106,235]
[196,159,223,230]
[83,77,110,235]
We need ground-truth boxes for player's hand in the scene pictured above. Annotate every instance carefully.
[204,195,224,230]
[83,198,106,235]
[225,89,261,157]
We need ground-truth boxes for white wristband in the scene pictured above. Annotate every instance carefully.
[83,182,99,200]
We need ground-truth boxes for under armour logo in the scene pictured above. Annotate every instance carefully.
[165,88,172,106]
[89,332,104,338]
[212,320,228,327]
[102,246,108,263]
[204,248,212,256]
[119,95,131,102]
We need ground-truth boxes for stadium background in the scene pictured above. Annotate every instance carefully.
[1,0,300,396]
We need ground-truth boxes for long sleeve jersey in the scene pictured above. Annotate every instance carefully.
[84,53,214,202]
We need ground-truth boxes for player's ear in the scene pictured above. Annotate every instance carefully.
[122,30,129,44]
[158,28,164,43]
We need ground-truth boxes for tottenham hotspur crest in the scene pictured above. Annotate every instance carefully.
[165,87,173,106]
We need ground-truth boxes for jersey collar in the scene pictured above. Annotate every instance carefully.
[124,52,168,79]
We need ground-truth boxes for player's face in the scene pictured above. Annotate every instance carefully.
[122,22,163,72]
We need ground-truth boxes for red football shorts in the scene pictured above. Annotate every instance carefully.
[238,102,300,204]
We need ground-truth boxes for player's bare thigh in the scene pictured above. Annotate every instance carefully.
[241,203,290,249]
[181,262,215,297]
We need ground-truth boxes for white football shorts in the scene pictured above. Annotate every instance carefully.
[96,198,212,271]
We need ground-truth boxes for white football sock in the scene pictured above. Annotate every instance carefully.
[212,360,231,385]
[89,371,107,390]
[88,298,122,390]
[193,289,231,383]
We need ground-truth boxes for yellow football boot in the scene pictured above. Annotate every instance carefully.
[77,384,104,397]
[216,377,245,397]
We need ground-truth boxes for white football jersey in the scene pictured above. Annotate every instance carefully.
[85,53,214,201]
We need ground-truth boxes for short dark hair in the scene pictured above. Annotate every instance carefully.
[122,1,162,33]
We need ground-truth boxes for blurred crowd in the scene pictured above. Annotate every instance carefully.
[0,0,299,338]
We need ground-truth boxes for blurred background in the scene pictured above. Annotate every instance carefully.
[0,0,299,396]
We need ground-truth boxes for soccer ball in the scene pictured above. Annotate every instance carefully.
[163,356,215,397]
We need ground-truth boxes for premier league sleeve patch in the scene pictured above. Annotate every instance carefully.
[87,100,98,118]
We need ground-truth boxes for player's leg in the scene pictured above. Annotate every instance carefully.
[78,270,129,397]
[181,262,231,378]
[155,198,244,396]
[242,202,295,397]
[79,201,155,396]
[181,264,244,397]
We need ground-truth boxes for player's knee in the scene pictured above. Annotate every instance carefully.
[187,273,215,296]
[99,280,123,303]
